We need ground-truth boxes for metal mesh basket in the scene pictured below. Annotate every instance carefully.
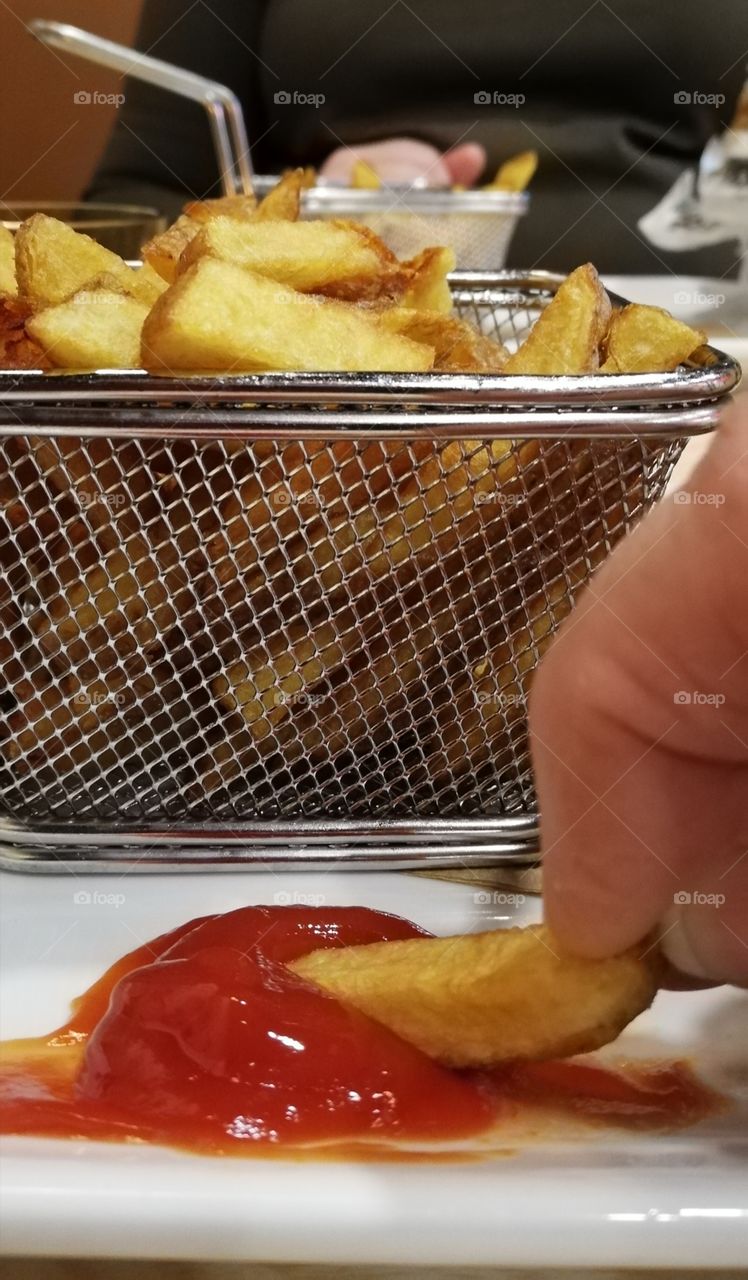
[0,273,739,871]
[260,178,528,270]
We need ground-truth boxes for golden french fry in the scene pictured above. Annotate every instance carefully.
[0,226,17,296]
[291,923,660,1066]
[350,159,381,189]
[183,194,258,222]
[141,214,200,284]
[380,308,508,372]
[400,246,456,313]
[484,150,538,192]
[600,304,706,373]
[142,259,434,373]
[179,215,409,300]
[503,263,611,375]
[27,290,148,369]
[0,296,49,369]
[14,213,137,305]
[252,168,306,221]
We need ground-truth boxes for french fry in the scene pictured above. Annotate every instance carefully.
[27,290,148,369]
[600,304,706,373]
[179,216,410,300]
[14,213,139,306]
[380,308,508,372]
[0,226,17,296]
[484,150,538,192]
[142,259,434,373]
[141,214,200,284]
[0,296,50,369]
[183,194,258,222]
[503,263,611,375]
[291,923,660,1066]
[252,168,306,221]
[351,159,381,189]
[400,246,456,313]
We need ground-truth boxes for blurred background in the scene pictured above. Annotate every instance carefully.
[0,1,142,202]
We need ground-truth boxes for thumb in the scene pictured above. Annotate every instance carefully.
[530,396,748,981]
[442,143,486,187]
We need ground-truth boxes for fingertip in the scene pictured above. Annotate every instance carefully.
[443,143,486,187]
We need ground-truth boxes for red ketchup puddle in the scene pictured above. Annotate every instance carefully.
[0,906,720,1157]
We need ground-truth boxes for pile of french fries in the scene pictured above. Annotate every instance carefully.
[0,168,705,376]
[0,172,707,791]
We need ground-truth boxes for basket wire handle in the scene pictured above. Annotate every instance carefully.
[29,18,254,198]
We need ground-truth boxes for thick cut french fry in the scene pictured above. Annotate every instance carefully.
[350,159,381,189]
[180,216,409,300]
[600,304,706,373]
[142,259,434,373]
[183,194,258,222]
[27,290,148,369]
[291,923,660,1066]
[252,168,306,221]
[15,213,138,305]
[0,296,49,369]
[141,215,200,284]
[503,264,611,375]
[400,246,456,313]
[484,150,538,192]
[380,308,508,371]
[0,226,17,295]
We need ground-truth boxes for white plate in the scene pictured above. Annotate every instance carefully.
[1,869,747,1268]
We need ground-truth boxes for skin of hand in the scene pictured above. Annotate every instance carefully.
[530,395,748,986]
[320,138,486,187]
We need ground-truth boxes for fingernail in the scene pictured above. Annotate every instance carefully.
[659,906,712,980]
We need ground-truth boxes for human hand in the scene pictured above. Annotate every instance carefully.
[530,397,748,986]
[320,137,486,187]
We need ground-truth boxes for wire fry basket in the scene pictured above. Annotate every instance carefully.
[0,273,740,872]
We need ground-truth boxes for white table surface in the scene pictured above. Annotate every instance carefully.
[2,275,746,1279]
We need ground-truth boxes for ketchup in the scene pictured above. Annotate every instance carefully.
[0,905,720,1157]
